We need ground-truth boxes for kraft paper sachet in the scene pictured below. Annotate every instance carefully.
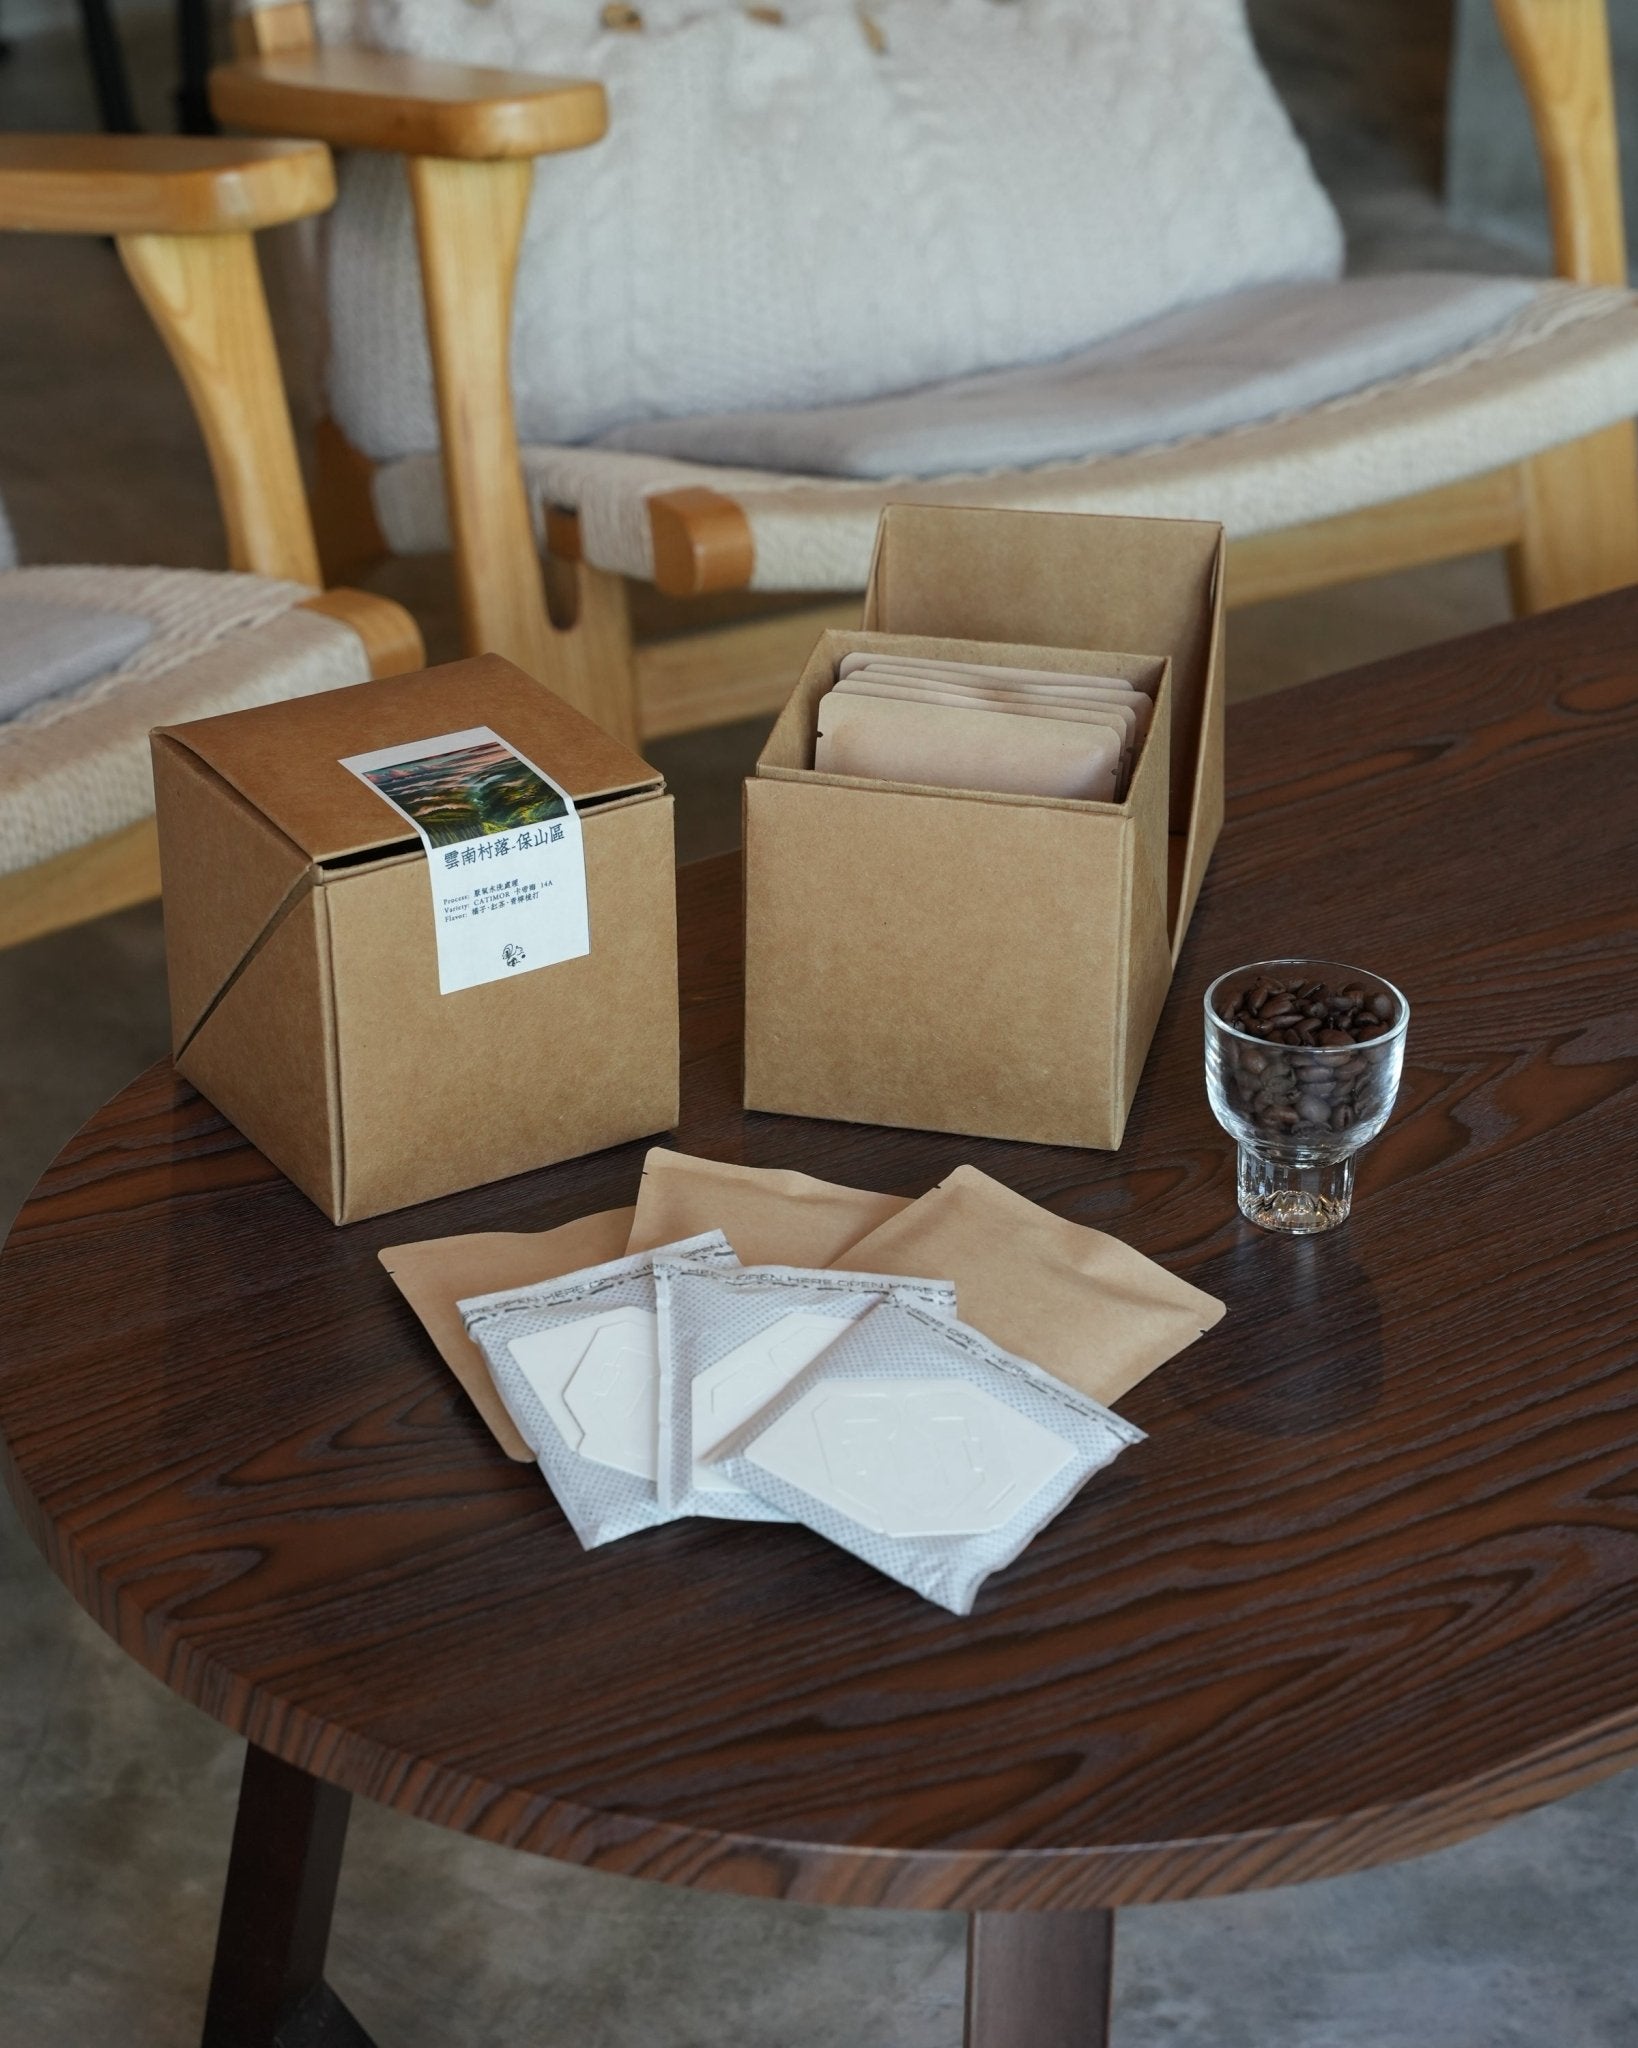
[626,1147,909,1267]
[838,652,1152,698]
[380,1205,635,1461]
[840,659,1156,741]
[831,1164,1224,1407]
[836,676,1137,777]
[814,693,1121,803]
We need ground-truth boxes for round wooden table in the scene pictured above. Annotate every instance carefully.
[4,593,1638,2048]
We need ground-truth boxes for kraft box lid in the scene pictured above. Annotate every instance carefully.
[155,651,660,868]
[860,504,1224,954]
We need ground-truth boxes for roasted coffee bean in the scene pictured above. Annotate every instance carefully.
[1332,1104,1355,1131]
[1218,973,1397,1049]
[1296,1094,1331,1123]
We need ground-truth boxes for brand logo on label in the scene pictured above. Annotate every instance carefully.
[502,943,526,967]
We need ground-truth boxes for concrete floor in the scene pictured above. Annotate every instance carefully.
[3,7,1638,2045]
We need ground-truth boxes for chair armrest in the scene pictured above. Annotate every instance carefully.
[210,48,607,160]
[0,135,334,235]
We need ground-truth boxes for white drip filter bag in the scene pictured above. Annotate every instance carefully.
[653,1257,957,1523]
[459,1231,737,1548]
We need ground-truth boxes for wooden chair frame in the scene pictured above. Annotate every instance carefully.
[0,135,425,951]
[209,0,1638,747]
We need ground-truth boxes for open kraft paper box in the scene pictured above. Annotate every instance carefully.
[743,505,1225,1150]
[150,654,679,1224]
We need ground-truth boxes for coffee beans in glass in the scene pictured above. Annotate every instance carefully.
[1204,959,1408,1235]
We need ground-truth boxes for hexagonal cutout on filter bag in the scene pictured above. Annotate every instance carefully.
[507,1306,660,1479]
[690,1310,851,1492]
[747,1377,1074,1539]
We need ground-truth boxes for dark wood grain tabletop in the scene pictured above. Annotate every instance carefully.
[3,592,1637,1921]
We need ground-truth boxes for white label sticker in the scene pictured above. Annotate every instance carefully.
[341,725,590,995]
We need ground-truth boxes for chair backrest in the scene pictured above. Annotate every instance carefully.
[303,0,1345,459]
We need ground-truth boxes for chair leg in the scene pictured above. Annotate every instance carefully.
[76,0,138,132]
[1508,421,1638,614]
[174,0,216,135]
[311,418,390,589]
[540,557,639,746]
[406,154,640,749]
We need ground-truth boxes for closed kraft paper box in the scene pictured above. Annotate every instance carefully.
[151,654,679,1223]
[743,506,1225,1150]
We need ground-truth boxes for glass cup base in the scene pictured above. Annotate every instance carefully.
[1237,1147,1355,1236]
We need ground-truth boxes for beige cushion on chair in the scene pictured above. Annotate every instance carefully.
[595,274,1543,479]
[0,565,371,878]
[316,0,1344,454]
[369,278,1638,590]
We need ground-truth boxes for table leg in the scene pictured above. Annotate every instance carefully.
[964,1908,1114,2048]
[200,1743,378,2048]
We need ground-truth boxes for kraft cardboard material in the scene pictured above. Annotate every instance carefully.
[743,506,1224,1150]
[380,1205,636,1460]
[152,654,680,1223]
[626,1148,909,1266]
[815,692,1124,800]
[861,504,1224,928]
[832,1165,1225,1408]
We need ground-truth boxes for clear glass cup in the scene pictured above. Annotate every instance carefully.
[1204,958,1408,1235]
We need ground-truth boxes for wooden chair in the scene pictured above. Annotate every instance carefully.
[209,0,1638,748]
[0,134,423,951]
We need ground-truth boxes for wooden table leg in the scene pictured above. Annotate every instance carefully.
[200,1743,378,2048]
[964,1908,1114,2048]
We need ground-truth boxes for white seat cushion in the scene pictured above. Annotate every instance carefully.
[368,279,1638,589]
[0,567,371,876]
[596,274,1543,478]
[316,0,1343,455]
[0,598,153,719]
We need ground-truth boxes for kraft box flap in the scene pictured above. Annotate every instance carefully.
[150,732,319,1051]
[860,505,1224,945]
[152,653,663,867]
